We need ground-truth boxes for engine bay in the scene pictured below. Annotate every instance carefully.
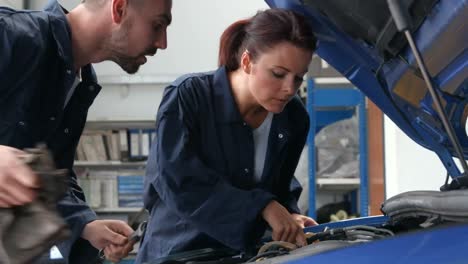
[148,188,468,264]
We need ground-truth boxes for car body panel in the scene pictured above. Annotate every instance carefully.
[303,215,389,233]
[287,224,468,264]
[257,1,468,262]
[265,0,467,176]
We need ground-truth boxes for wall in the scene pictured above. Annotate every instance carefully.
[89,0,269,121]
[27,0,269,121]
[28,0,78,10]
[0,0,23,8]
[383,117,461,198]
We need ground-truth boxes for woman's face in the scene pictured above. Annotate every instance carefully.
[246,42,313,113]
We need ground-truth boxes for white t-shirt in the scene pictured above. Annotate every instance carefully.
[64,75,80,108]
[252,112,274,182]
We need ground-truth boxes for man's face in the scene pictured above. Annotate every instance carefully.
[109,0,172,74]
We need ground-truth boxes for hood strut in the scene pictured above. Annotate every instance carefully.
[387,0,468,185]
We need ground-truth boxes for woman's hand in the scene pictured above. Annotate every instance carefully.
[291,213,318,228]
[261,200,307,246]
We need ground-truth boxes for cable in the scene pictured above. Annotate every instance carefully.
[345,225,395,236]
[246,250,289,263]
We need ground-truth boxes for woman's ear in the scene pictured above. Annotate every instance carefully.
[240,50,251,74]
[111,0,128,24]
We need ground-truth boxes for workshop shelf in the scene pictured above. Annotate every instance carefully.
[306,79,369,219]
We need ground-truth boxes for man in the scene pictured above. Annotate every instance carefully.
[0,0,172,262]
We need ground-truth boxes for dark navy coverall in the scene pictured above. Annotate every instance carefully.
[0,1,101,262]
[136,67,309,262]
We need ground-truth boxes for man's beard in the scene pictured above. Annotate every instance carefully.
[112,55,142,74]
[112,47,156,74]
[107,19,155,74]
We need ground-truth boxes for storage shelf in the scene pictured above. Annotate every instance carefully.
[307,81,369,218]
[76,120,150,227]
[94,207,142,213]
[316,178,360,191]
[74,161,146,169]
[84,120,155,130]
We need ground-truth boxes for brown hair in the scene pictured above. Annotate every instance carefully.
[218,9,317,71]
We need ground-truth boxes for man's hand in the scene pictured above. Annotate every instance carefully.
[81,220,134,250]
[291,213,318,228]
[261,200,307,246]
[0,145,39,208]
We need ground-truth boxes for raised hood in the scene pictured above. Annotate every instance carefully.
[266,0,467,176]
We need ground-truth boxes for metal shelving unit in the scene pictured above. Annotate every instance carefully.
[306,79,369,219]
[94,207,142,213]
[84,120,155,130]
[74,120,154,218]
[74,161,146,170]
[316,178,360,191]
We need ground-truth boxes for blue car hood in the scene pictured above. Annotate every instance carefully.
[266,0,467,175]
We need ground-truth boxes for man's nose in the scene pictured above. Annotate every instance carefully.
[154,30,168,50]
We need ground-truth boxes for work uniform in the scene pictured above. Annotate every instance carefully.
[0,1,101,262]
[136,66,309,262]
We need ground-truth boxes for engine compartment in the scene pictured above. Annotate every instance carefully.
[148,189,468,264]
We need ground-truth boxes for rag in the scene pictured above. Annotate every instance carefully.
[0,144,70,264]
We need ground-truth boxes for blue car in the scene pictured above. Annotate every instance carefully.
[148,1,467,263]
[249,0,468,263]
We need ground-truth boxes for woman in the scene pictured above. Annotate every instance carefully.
[136,8,317,262]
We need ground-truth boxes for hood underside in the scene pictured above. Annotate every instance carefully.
[266,0,468,174]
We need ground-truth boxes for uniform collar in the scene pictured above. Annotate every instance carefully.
[212,66,293,132]
[213,66,244,123]
[43,0,98,84]
[44,0,72,64]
